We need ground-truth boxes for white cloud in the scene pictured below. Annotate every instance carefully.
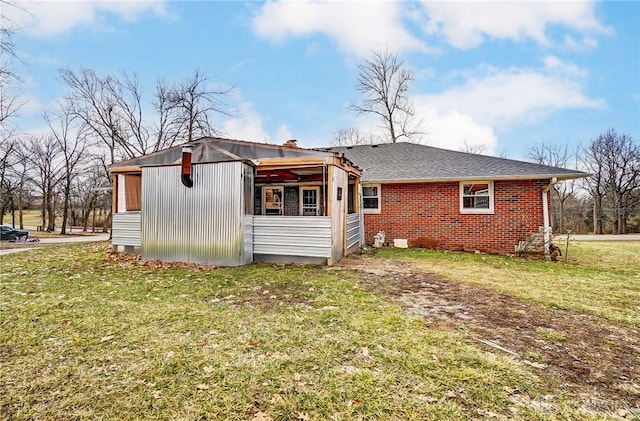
[401,57,604,154]
[6,1,168,36]
[418,106,498,154]
[221,99,291,144]
[222,102,270,142]
[420,1,610,49]
[252,0,427,57]
[418,57,605,131]
[252,1,609,54]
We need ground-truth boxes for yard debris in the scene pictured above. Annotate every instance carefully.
[250,411,273,421]
[104,247,216,270]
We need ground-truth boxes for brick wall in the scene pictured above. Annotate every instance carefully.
[364,180,550,254]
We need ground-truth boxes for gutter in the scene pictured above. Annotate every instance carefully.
[541,177,558,254]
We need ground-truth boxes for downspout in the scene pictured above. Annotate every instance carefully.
[542,177,557,254]
[181,145,194,188]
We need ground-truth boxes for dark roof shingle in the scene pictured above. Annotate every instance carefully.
[326,142,588,182]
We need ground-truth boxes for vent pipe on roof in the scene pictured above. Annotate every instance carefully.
[181,144,194,188]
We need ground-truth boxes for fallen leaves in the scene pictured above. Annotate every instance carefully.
[250,411,272,421]
[104,247,216,270]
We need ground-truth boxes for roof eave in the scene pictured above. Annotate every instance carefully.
[363,172,590,184]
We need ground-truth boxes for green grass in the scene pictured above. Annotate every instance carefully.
[377,241,640,327]
[0,243,605,420]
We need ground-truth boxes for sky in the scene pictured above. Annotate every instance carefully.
[6,0,640,160]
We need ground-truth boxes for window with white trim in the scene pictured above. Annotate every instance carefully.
[460,181,494,214]
[300,186,320,216]
[362,184,381,214]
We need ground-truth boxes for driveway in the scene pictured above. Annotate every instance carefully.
[0,233,109,256]
[554,233,640,242]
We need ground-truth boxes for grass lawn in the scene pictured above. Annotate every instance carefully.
[0,243,627,420]
[377,241,640,327]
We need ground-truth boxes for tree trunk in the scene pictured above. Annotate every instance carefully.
[91,203,97,233]
[558,200,565,233]
[18,189,23,229]
[593,194,603,234]
[61,181,71,234]
[10,196,15,227]
[41,194,47,230]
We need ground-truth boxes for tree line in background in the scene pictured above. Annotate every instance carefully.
[0,2,232,233]
[1,7,638,236]
[1,67,231,233]
[528,131,640,235]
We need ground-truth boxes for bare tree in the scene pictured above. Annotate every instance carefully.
[45,101,91,234]
[167,70,231,143]
[350,50,423,143]
[528,142,578,232]
[152,79,185,151]
[59,67,124,164]
[460,140,487,155]
[22,134,64,231]
[583,129,640,234]
[331,127,376,146]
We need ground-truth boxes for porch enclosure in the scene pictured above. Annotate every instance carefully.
[112,160,362,266]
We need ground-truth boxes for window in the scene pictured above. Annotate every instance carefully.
[300,187,320,216]
[124,174,142,211]
[362,184,381,214]
[347,183,355,214]
[460,181,494,214]
[262,186,284,215]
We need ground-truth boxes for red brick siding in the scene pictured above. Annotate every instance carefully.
[364,180,550,254]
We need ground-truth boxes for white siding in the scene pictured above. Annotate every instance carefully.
[112,212,141,247]
[346,212,361,249]
[253,216,331,258]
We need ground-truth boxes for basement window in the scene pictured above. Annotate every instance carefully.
[362,184,381,214]
[460,181,494,214]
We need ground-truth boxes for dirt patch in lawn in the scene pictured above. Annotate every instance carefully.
[336,255,640,414]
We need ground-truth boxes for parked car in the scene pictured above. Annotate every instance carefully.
[0,224,30,242]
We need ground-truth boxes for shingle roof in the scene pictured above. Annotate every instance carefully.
[326,142,588,183]
[112,137,333,169]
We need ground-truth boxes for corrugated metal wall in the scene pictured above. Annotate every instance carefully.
[346,213,360,250]
[142,162,252,266]
[253,216,331,258]
[112,212,141,247]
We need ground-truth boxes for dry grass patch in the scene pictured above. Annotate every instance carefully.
[377,241,640,327]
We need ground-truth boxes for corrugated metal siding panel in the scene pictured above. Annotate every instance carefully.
[142,162,248,266]
[142,166,190,263]
[189,162,244,266]
[112,212,141,246]
[253,216,331,257]
[346,213,360,249]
